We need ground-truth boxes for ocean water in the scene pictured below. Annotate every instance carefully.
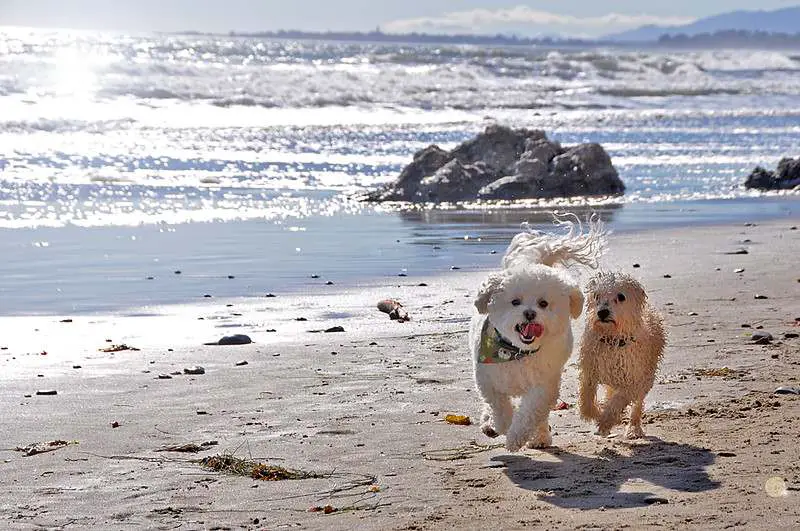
[1,27,799,315]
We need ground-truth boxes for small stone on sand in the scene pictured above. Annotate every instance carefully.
[184,366,206,375]
[324,326,345,333]
[215,334,252,346]
[754,294,769,300]
[235,360,249,366]
[36,390,57,396]
[751,331,773,344]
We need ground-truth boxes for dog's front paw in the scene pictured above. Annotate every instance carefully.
[504,432,525,452]
[525,424,553,449]
[625,425,645,439]
[481,424,500,438]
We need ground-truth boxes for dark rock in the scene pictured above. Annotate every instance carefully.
[35,390,58,396]
[632,263,640,268]
[364,125,623,203]
[744,157,800,190]
[265,293,276,298]
[751,331,773,344]
[157,374,172,379]
[324,326,345,333]
[235,360,249,366]
[212,334,252,346]
[783,332,799,339]
[184,366,206,375]
[754,294,769,300]
[725,249,749,255]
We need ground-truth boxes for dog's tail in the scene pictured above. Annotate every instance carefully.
[501,212,608,270]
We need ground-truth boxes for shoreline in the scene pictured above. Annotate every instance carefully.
[1,218,799,529]
[2,195,799,318]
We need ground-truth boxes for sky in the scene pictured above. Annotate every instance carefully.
[1,0,799,37]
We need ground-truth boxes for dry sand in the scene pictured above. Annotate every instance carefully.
[1,218,799,530]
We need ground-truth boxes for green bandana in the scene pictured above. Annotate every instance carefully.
[478,318,540,364]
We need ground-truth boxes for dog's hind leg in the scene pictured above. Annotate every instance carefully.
[506,383,558,451]
[596,391,631,436]
[625,398,646,439]
[480,393,513,438]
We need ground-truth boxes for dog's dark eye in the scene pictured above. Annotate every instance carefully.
[538,300,549,309]
[617,293,626,302]
[511,298,522,306]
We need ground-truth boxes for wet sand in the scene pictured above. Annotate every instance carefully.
[1,219,798,530]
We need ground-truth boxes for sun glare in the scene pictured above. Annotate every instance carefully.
[51,47,101,99]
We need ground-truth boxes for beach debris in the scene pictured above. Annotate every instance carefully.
[15,440,77,457]
[751,331,773,344]
[156,441,219,453]
[35,390,58,396]
[100,344,140,353]
[184,366,206,375]
[765,476,790,498]
[235,360,249,366]
[197,453,323,481]
[774,386,800,395]
[422,440,504,461]
[692,367,746,379]
[324,326,345,333]
[754,294,769,300]
[111,421,120,428]
[724,249,749,255]
[444,414,472,426]
[205,334,252,346]
[377,299,410,322]
[553,400,571,411]
[308,505,337,514]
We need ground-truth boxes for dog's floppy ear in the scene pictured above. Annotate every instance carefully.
[569,284,584,319]
[474,272,504,314]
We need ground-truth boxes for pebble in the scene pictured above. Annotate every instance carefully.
[632,263,640,268]
[784,333,799,339]
[310,274,320,279]
[36,390,58,396]
[235,360,249,366]
[663,274,672,278]
[227,275,235,279]
[146,276,154,280]
[295,317,308,322]
[265,293,276,298]
[741,323,751,328]
[418,283,428,287]
[398,273,407,277]
[718,451,737,457]
[324,326,345,333]
[734,268,745,273]
[216,334,252,346]
[157,374,173,379]
[326,281,334,285]
[72,365,82,369]
[60,318,73,323]
[489,250,497,255]
[203,294,212,298]
[451,266,461,270]
[184,366,206,375]
[174,270,182,275]
[753,294,769,300]
[751,331,773,344]
[688,311,698,316]
[774,386,800,395]
[725,249,749,255]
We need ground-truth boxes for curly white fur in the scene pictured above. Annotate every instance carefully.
[470,214,607,451]
[578,271,666,439]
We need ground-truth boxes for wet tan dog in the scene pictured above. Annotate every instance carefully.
[578,271,665,439]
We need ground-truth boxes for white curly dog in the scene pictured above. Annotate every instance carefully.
[470,215,607,451]
[578,271,665,439]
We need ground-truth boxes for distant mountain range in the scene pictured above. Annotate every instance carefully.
[605,6,800,42]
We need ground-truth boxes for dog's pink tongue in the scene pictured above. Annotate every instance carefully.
[523,322,544,338]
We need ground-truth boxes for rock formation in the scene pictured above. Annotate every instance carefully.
[364,125,625,202]
[744,157,800,191]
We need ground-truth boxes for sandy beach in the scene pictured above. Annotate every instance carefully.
[1,218,799,530]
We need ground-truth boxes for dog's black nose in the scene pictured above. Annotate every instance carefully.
[523,309,537,321]
[597,308,611,321]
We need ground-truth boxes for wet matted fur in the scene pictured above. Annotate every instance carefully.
[578,271,666,439]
